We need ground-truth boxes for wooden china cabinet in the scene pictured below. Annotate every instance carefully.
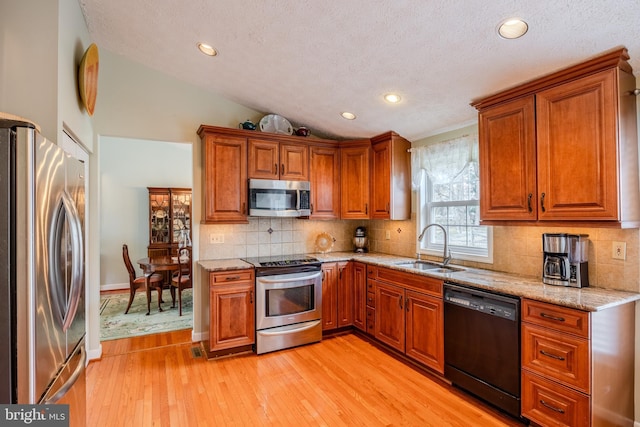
[147,187,192,256]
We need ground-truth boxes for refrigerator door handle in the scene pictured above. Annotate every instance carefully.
[42,344,86,405]
[50,190,84,332]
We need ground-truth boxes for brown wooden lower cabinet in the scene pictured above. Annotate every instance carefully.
[352,262,367,331]
[522,370,590,427]
[521,298,635,426]
[369,266,444,374]
[208,269,255,353]
[322,261,353,331]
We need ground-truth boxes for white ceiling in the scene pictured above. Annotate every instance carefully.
[79,0,640,141]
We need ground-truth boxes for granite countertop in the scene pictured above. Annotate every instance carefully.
[198,259,254,272]
[314,251,640,312]
[198,251,640,312]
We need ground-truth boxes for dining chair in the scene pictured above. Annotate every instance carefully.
[171,246,192,316]
[122,244,164,314]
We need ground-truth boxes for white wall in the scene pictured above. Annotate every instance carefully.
[100,136,191,288]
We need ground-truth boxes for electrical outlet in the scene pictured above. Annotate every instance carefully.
[209,233,224,244]
[385,230,391,240]
[612,241,626,260]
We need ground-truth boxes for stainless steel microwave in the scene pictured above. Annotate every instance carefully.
[248,179,311,217]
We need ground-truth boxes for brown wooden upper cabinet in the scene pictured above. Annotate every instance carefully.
[473,48,640,227]
[340,140,371,219]
[370,132,411,220]
[309,144,340,220]
[198,126,249,224]
[248,138,309,181]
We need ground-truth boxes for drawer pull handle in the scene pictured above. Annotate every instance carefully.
[540,350,565,361]
[225,275,241,281]
[540,399,565,414]
[540,312,565,322]
[527,193,533,213]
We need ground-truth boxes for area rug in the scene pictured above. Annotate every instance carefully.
[100,290,192,341]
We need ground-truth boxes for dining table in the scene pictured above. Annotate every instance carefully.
[137,256,181,315]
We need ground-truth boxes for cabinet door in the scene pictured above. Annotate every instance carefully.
[309,145,340,219]
[321,262,338,331]
[336,261,353,327]
[352,262,367,331]
[170,189,192,246]
[536,69,619,220]
[148,188,171,246]
[248,139,279,179]
[340,144,371,219]
[209,282,255,351]
[478,96,537,221]
[280,143,309,181]
[374,281,404,352]
[203,134,248,223]
[371,140,391,219]
[405,290,444,374]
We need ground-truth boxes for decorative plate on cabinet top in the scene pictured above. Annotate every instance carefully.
[315,232,335,254]
[259,114,293,135]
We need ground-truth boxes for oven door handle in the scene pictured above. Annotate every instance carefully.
[257,271,321,284]
[258,320,321,336]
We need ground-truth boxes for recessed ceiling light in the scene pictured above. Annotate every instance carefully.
[197,42,217,56]
[341,112,356,120]
[497,18,528,39]
[384,93,401,103]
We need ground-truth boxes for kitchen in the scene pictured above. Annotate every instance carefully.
[3,0,640,426]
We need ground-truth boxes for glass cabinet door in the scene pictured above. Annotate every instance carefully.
[171,190,192,244]
[149,191,171,244]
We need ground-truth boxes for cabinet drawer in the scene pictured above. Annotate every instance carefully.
[522,323,590,393]
[376,266,443,297]
[210,269,254,285]
[366,291,376,308]
[367,279,375,293]
[522,299,589,338]
[522,371,590,427]
[366,308,375,334]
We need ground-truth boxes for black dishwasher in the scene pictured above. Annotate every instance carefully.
[444,282,521,418]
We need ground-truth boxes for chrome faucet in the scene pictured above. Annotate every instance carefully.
[417,223,452,266]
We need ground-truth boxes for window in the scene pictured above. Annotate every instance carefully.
[413,134,492,263]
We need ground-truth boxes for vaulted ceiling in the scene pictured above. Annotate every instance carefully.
[79,0,640,141]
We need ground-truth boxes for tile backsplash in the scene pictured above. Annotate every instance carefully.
[199,217,640,293]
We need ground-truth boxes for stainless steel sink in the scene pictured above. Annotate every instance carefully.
[394,261,463,273]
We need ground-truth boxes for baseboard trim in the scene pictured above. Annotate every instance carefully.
[101,283,128,292]
[86,344,102,361]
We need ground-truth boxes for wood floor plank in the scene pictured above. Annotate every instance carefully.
[87,332,524,426]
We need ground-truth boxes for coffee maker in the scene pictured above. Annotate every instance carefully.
[542,233,589,288]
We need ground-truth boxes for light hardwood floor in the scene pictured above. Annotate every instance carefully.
[87,330,524,426]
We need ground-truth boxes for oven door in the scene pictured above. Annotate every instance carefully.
[256,270,322,330]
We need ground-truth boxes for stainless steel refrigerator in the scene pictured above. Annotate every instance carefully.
[0,118,86,425]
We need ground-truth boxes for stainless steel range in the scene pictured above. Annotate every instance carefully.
[243,255,322,354]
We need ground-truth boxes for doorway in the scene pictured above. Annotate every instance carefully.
[99,136,193,340]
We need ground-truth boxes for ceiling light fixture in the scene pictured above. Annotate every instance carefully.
[341,112,356,120]
[384,93,401,103]
[497,18,528,39]
[197,42,218,56]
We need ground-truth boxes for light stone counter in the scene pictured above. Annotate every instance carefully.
[313,251,640,312]
[198,259,254,272]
